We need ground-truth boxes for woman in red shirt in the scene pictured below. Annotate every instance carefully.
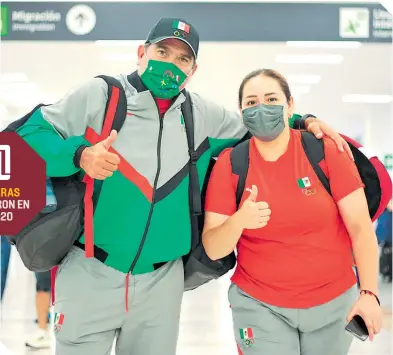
[203,69,382,355]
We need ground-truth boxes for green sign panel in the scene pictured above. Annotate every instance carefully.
[1,6,8,36]
[384,154,393,171]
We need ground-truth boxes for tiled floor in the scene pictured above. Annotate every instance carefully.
[0,250,392,355]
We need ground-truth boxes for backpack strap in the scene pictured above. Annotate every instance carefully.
[3,104,49,133]
[83,75,127,258]
[95,75,128,136]
[181,90,202,216]
[300,131,331,195]
[230,140,251,209]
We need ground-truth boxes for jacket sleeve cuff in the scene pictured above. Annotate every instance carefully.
[290,113,316,130]
[73,144,88,168]
[289,113,303,129]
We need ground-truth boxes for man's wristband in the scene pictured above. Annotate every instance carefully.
[299,114,317,130]
[73,144,88,168]
[360,290,380,306]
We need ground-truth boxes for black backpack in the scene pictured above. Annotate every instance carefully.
[182,92,236,291]
[230,131,392,219]
[229,131,393,286]
[4,75,128,272]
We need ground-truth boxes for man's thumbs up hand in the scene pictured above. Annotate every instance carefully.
[102,130,117,150]
[80,130,121,180]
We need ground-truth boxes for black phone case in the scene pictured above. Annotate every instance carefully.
[345,315,369,341]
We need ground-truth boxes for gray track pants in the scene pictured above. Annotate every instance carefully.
[53,247,184,355]
[229,283,357,355]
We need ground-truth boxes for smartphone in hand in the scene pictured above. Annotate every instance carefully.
[345,315,369,341]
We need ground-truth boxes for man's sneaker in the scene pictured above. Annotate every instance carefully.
[25,328,52,349]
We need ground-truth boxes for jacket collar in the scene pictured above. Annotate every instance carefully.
[127,71,148,93]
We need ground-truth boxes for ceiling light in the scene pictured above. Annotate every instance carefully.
[276,54,343,64]
[103,53,136,61]
[0,73,28,82]
[290,85,311,95]
[96,40,142,47]
[342,94,392,103]
[286,74,321,84]
[292,94,303,102]
[0,82,37,91]
[0,92,55,107]
[286,41,362,49]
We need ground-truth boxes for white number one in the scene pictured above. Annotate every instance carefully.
[0,145,11,180]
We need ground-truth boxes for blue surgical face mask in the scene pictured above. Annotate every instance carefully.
[242,104,285,142]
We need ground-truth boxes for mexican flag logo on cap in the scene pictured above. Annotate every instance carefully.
[172,20,190,33]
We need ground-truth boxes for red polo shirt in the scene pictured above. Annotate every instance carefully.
[205,129,363,308]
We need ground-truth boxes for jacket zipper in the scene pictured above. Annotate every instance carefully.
[128,105,164,274]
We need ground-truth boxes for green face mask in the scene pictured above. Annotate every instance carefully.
[140,59,188,99]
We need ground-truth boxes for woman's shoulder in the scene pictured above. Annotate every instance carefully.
[211,148,236,176]
[216,147,234,161]
[293,129,338,152]
[322,136,343,155]
[322,135,336,146]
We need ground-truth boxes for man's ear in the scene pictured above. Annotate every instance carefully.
[190,63,198,76]
[137,44,145,65]
[180,63,198,90]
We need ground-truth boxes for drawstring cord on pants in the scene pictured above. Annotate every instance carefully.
[50,266,58,305]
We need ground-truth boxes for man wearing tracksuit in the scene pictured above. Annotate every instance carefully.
[16,17,350,355]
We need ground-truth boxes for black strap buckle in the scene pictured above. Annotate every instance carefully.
[189,150,198,165]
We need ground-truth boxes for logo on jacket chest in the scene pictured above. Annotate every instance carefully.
[180,114,186,132]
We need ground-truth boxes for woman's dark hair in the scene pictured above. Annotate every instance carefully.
[238,69,292,107]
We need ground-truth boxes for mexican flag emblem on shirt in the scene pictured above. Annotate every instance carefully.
[297,177,311,189]
[172,20,190,33]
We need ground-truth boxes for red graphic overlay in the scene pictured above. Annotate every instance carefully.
[0,132,46,235]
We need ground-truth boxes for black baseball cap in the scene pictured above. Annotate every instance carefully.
[145,18,199,59]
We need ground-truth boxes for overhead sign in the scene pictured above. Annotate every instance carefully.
[0,2,391,42]
[0,132,46,236]
[65,4,96,35]
[339,7,392,40]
